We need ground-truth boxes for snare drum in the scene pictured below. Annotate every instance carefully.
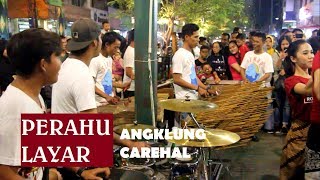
[170,147,199,180]
[170,163,198,180]
[173,147,199,165]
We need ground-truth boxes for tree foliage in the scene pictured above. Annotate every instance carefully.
[108,0,249,37]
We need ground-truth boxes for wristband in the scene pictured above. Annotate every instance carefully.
[76,168,87,178]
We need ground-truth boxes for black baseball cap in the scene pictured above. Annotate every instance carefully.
[67,18,100,51]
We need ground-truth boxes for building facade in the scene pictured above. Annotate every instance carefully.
[283,0,320,37]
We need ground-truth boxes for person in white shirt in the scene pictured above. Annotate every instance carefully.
[52,19,146,179]
[172,23,217,100]
[123,29,135,98]
[0,29,61,180]
[100,19,110,35]
[240,32,274,87]
[89,32,122,106]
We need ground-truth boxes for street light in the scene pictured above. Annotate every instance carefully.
[275,17,279,20]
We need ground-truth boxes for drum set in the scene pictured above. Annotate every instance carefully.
[111,98,240,180]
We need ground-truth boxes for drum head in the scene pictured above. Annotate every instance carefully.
[127,158,155,167]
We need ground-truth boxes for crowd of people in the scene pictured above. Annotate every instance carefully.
[0,16,319,180]
[170,24,319,179]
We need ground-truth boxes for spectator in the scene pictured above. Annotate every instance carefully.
[199,37,208,46]
[101,19,110,35]
[195,45,210,74]
[284,31,294,42]
[221,32,230,56]
[266,35,280,82]
[274,35,292,134]
[292,28,304,42]
[227,40,242,80]
[240,32,274,87]
[311,29,319,38]
[236,33,250,62]
[207,42,229,80]
[59,35,69,62]
[230,31,238,41]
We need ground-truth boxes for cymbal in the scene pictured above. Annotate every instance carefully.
[167,129,240,147]
[158,99,218,113]
[114,123,156,135]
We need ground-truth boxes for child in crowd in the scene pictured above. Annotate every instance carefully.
[195,45,210,75]
[236,33,250,62]
[280,40,314,179]
[197,63,221,84]
[112,51,124,82]
[112,51,129,97]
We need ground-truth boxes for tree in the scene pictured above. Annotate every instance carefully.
[108,0,250,40]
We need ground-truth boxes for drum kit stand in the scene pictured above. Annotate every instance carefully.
[112,98,240,180]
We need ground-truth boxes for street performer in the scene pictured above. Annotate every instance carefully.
[172,23,218,127]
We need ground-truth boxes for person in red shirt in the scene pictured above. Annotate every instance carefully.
[305,49,320,178]
[236,33,249,62]
[227,41,242,80]
[280,40,314,179]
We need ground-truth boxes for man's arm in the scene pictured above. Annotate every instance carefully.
[196,76,208,90]
[257,73,271,82]
[68,167,110,179]
[126,67,134,80]
[94,85,118,105]
[314,69,320,101]
[95,86,109,99]
[113,81,131,89]
[240,68,248,82]
[0,165,23,180]
[172,73,208,96]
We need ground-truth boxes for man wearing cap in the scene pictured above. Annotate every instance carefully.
[52,18,147,179]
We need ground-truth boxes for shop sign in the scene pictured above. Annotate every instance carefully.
[91,8,108,24]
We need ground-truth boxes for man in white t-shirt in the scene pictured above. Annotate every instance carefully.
[123,29,135,98]
[240,32,274,87]
[0,29,62,179]
[89,32,123,106]
[52,19,146,179]
[172,23,217,100]
[51,18,113,179]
